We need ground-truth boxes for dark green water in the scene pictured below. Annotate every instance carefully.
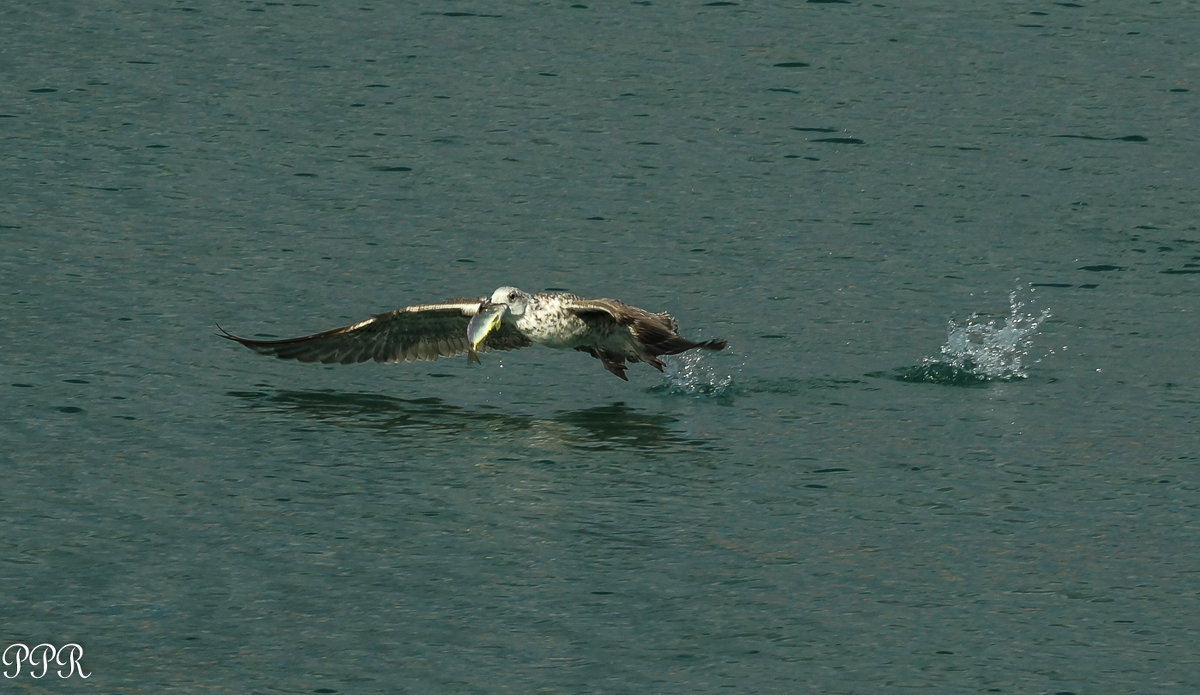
[3,2,1198,693]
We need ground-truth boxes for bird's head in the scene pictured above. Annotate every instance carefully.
[467,286,529,355]
[486,286,531,316]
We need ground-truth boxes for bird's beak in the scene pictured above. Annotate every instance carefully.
[466,302,507,364]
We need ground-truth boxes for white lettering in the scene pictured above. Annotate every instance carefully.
[2,643,89,679]
[28,644,55,679]
[56,643,90,679]
[2,643,29,678]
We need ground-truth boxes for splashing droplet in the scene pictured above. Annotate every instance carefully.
[657,350,733,397]
[896,287,1052,385]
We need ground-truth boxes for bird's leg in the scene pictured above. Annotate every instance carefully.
[601,357,629,380]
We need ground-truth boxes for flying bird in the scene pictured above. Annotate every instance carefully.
[219,286,726,380]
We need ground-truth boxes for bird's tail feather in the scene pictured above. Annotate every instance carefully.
[655,336,727,355]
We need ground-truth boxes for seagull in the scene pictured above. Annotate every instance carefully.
[218,286,726,380]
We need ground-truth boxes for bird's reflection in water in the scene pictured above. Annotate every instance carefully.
[226,390,718,455]
[543,403,692,452]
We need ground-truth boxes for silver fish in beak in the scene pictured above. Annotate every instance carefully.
[466,302,507,364]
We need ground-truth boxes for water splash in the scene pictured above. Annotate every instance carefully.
[655,350,734,397]
[895,287,1052,385]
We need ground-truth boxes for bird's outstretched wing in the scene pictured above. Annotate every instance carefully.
[564,297,725,355]
[218,299,531,364]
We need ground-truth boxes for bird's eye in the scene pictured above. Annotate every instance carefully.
[508,291,517,302]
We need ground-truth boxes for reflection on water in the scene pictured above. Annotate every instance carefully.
[227,390,717,454]
[547,403,708,452]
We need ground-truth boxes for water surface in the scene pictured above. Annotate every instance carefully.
[3,1,1198,693]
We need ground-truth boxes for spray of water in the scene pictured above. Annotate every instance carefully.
[658,349,734,397]
[899,286,1052,385]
